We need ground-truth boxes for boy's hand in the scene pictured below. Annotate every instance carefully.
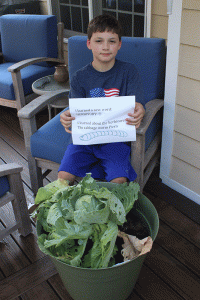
[125,102,145,129]
[60,110,75,133]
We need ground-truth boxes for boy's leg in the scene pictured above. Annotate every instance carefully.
[58,171,76,185]
[58,144,99,183]
[110,177,128,184]
[94,143,137,183]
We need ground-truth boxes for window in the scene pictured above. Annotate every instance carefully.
[50,0,150,38]
[59,0,89,35]
[102,0,145,37]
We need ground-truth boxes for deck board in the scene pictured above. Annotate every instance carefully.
[0,106,200,300]
[156,220,200,277]
[47,274,75,300]
[150,197,200,248]
[20,281,61,300]
[0,203,45,262]
[0,136,32,188]
[0,256,57,299]
[0,227,30,277]
[135,265,184,300]
[145,243,200,300]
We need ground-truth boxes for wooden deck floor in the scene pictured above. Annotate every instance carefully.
[0,106,200,300]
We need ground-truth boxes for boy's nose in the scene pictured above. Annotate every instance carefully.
[102,42,109,50]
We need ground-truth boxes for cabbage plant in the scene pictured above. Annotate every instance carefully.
[34,174,140,269]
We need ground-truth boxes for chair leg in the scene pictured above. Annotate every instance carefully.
[131,135,145,192]
[20,117,43,195]
[27,155,43,195]
[8,172,32,237]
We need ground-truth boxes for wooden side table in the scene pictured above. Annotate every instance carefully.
[32,75,70,119]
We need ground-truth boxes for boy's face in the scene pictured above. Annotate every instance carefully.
[87,30,122,71]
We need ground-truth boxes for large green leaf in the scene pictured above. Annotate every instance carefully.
[35,179,69,204]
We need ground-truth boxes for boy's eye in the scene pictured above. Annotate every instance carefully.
[95,40,116,43]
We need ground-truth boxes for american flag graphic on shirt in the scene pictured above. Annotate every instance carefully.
[90,88,120,98]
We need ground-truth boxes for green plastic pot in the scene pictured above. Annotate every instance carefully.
[37,182,159,300]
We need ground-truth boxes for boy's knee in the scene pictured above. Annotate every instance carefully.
[58,171,75,185]
[110,177,127,184]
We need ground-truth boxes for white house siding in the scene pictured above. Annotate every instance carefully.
[170,1,200,197]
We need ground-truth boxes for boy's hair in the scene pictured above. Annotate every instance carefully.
[87,14,122,41]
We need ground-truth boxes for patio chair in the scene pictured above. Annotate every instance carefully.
[18,36,166,195]
[0,14,64,112]
[0,163,32,240]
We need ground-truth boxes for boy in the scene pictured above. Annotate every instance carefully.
[58,14,145,185]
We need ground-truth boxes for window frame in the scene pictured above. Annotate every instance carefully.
[49,0,151,38]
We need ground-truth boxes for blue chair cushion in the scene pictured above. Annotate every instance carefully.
[0,176,10,198]
[0,62,55,100]
[31,108,71,164]
[0,14,57,64]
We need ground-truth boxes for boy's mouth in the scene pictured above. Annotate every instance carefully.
[101,53,111,56]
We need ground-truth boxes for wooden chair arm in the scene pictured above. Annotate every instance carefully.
[7,57,63,73]
[136,99,164,136]
[18,90,69,120]
[0,163,23,177]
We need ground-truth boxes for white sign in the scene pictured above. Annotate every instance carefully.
[70,96,136,145]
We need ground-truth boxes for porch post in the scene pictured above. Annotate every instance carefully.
[160,1,183,183]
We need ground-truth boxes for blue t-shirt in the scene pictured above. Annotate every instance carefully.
[69,59,145,106]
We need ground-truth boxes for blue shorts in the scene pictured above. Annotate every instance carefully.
[58,142,137,182]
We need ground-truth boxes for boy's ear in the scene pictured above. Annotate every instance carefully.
[87,39,92,50]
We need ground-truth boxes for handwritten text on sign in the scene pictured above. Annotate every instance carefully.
[70,96,136,145]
